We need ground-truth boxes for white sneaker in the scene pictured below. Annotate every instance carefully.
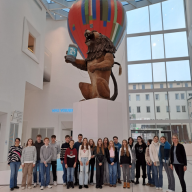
[156,188,159,190]
[47,185,52,189]
[40,186,44,190]
[63,183,66,186]
[159,188,162,190]
[28,186,32,189]
[54,181,57,186]
[21,187,25,190]
[34,183,37,187]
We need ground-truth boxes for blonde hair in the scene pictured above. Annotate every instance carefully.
[172,134,178,139]
[89,139,95,151]
[108,140,115,151]
[121,140,129,157]
[96,138,104,155]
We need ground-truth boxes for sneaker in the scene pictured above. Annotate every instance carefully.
[135,181,139,185]
[109,184,113,187]
[99,185,102,189]
[118,179,122,184]
[67,182,70,189]
[113,185,116,187]
[28,186,32,189]
[47,185,52,189]
[40,186,44,190]
[33,183,37,188]
[21,187,25,190]
[156,188,159,190]
[53,181,57,186]
[131,180,135,183]
[159,188,162,190]
[63,183,66,186]
[150,184,155,187]
[79,185,82,189]
[84,185,88,188]
[71,182,74,188]
[10,188,14,191]
[146,183,151,186]
[14,186,19,189]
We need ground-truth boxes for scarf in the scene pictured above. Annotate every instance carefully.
[159,141,171,163]
[151,141,160,166]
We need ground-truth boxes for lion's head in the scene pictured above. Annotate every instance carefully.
[84,30,116,62]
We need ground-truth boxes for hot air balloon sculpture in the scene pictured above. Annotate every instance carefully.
[65,0,127,101]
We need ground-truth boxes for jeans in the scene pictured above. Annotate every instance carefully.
[153,162,163,188]
[33,160,41,183]
[79,157,89,185]
[147,164,155,185]
[10,162,21,188]
[122,164,130,182]
[130,161,135,180]
[108,158,117,185]
[67,167,74,182]
[116,160,121,179]
[163,163,175,191]
[89,158,95,183]
[51,161,57,181]
[174,164,186,192]
[40,163,51,187]
[62,161,67,183]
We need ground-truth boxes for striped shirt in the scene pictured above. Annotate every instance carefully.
[21,146,37,165]
[7,145,23,164]
[60,142,69,161]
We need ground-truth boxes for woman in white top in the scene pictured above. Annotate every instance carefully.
[149,136,163,190]
[78,138,91,189]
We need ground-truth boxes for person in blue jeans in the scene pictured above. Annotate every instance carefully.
[7,138,23,191]
[33,134,44,187]
[113,136,122,184]
[145,139,155,187]
[106,140,118,187]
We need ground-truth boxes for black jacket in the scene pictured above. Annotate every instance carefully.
[60,142,70,161]
[135,143,147,161]
[119,148,132,165]
[34,140,44,160]
[105,147,118,164]
[170,143,187,166]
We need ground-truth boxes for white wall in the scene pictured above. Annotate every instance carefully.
[0,0,46,162]
[23,18,129,143]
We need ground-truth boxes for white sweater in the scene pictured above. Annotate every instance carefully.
[78,145,91,161]
[149,142,160,163]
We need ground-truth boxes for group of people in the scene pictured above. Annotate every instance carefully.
[7,133,187,192]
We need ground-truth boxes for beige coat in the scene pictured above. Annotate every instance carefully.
[145,146,152,164]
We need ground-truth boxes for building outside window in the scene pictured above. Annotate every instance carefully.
[156,106,160,113]
[165,93,168,100]
[176,106,181,112]
[142,84,145,89]
[182,106,186,112]
[151,84,153,89]
[129,107,131,113]
[160,84,163,88]
[181,93,185,100]
[169,83,173,88]
[137,107,141,113]
[136,94,140,101]
[166,106,170,112]
[155,94,159,100]
[129,95,131,101]
[175,93,179,100]
[185,83,188,87]
[133,85,136,90]
[146,94,150,101]
[147,106,150,113]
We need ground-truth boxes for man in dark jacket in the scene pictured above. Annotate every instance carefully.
[33,134,44,187]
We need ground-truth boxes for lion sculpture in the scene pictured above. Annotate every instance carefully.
[65,30,122,101]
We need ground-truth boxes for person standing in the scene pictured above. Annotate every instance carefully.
[40,137,53,190]
[21,138,37,189]
[60,135,70,186]
[149,136,163,190]
[94,138,105,189]
[113,136,122,184]
[64,140,77,189]
[106,140,118,187]
[33,134,44,187]
[159,136,175,192]
[8,138,23,191]
[103,137,110,185]
[74,134,83,185]
[119,140,132,189]
[88,139,96,185]
[145,139,155,187]
[128,137,136,183]
[135,136,147,185]
[79,138,91,189]
[170,134,187,192]
[50,135,60,186]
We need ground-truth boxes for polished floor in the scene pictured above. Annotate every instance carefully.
[0,156,192,192]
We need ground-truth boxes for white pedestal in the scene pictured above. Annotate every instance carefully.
[73,98,123,142]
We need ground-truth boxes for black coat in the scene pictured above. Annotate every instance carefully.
[170,143,187,166]
[105,147,118,164]
[34,140,44,161]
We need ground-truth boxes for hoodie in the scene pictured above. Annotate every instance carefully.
[50,142,60,161]
[34,140,44,161]
[64,147,77,167]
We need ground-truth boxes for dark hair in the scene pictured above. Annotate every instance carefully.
[113,136,118,140]
[103,137,109,148]
[70,140,74,143]
[81,138,88,150]
[36,134,42,138]
[44,137,49,141]
[26,138,34,146]
[128,137,134,145]
[78,134,83,137]
[15,138,20,142]
[153,136,159,139]
[147,139,152,145]
[65,135,70,139]
[160,136,167,140]
[51,135,56,139]
[137,136,144,143]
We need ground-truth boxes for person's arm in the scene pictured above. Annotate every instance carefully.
[135,145,138,160]
[119,148,122,165]
[45,148,52,163]
[149,145,155,163]
[21,148,25,165]
[64,148,68,165]
[182,144,187,166]
[57,144,61,155]
[114,148,118,163]
[88,146,91,161]
[7,147,13,165]
[75,149,77,163]
[106,149,111,164]
[40,147,45,163]
[60,144,64,161]
[33,147,37,164]
[129,146,132,164]
[78,145,81,162]
[145,148,148,163]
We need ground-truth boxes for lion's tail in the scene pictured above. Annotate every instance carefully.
[110,62,122,101]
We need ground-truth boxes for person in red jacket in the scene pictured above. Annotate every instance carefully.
[64,140,77,189]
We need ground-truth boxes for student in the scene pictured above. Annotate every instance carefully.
[119,140,132,189]
[135,136,147,185]
[106,140,118,187]
[159,136,175,192]
[128,137,136,183]
[74,134,83,185]
[145,139,155,187]
[8,138,23,191]
[94,138,105,189]
[170,134,187,192]
[40,137,53,190]
[113,136,122,184]
[64,140,77,189]
[103,137,109,185]
[33,134,44,187]
[79,138,91,189]
[149,136,162,190]
[21,138,37,189]
[88,139,96,185]
[60,135,70,186]
[50,135,60,186]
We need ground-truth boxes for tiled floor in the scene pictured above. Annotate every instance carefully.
[0,159,192,192]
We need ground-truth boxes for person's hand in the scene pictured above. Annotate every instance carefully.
[129,165,132,168]
[148,163,151,166]
[22,164,25,168]
[73,163,76,168]
[120,165,122,167]
[91,155,95,158]
[44,161,46,164]
[170,164,173,170]
[80,161,83,166]
[61,161,63,164]
[65,164,68,169]
[33,164,35,168]
[99,163,102,166]
[8,164,10,166]
[184,166,187,172]
[154,162,157,166]
[86,161,89,166]
[89,65,96,73]
[111,162,114,166]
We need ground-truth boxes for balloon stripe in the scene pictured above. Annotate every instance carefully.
[85,0,89,24]
[89,0,92,17]
[112,22,119,42]
[110,23,116,40]
[81,0,86,25]
[121,5,125,26]
[113,0,117,24]
[102,0,108,22]
[100,0,103,21]
[92,0,96,19]
[107,0,111,22]
[114,24,121,46]
[116,0,122,25]
[106,0,114,38]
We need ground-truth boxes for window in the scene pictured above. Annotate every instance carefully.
[176,106,181,112]
[28,33,35,53]
[151,34,164,59]
[175,94,179,100]
[146,106,150,113]
[155,94,159,100]
[160,84,164,88]
[129,95,131,101]
[169,83,173,88]
[153,62,166,83]
[151,84,154,89]
[133,85,136,90]
[156,106,160,112]
[185,83,188,87]
[181,93,185,100]
[142,85,145,89]
[189,102,191,107]
[165,94,168,100]
[166,106,170,112]
[136,95,140,101]
[137,107,141,113]
[129,107,131,113]
[177,83,180,85]
[182,106,186,112]
[189,93,192,97]
[146,94,150,101]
